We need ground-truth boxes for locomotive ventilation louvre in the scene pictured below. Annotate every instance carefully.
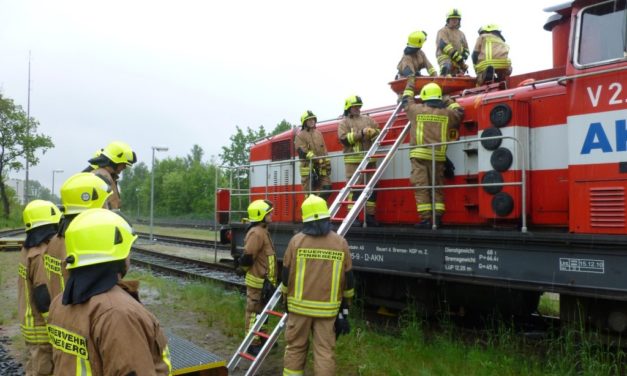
[589,186,625,228]
[271,139,291,161]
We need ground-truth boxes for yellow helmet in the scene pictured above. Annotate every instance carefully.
[420,83,442,101]
[61,173,113,215]
[407,31,427,48]
[478,24,501,34]
[300,110,317,126]
[247,199,273,222]
[102,141,137,166]
[446,8,462,20]
[301,194,330,223]
[65,209,137,269]
[23,199,62,231]
[343,95,363,111]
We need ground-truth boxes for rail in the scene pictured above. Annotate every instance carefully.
[215,133,528,232]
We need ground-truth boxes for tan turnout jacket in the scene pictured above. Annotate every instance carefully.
[243,225,277,289]
[473,34,511,73]
[18,243,50,344]
[44,234,69,300]
[47,283,171,376]
[294,127,330,177]
[91,167,120,209]
[281,231,353,317]
[405,100,463,161]
[337,115,380,164]
[397,50,437,92]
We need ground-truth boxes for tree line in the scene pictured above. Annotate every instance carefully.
[1,90,292,223]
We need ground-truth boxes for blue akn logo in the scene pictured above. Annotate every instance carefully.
[580,119,627,154]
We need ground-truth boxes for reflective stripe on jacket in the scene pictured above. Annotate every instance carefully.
[47,284,172,376]
[337,115,380,164]
[435,26,468,64]
[243,225,277,288]
[18,243,50,344]
[45,234,68,299]
[406,101,463,161]
[473,34,511,73]
[282,231,352,318]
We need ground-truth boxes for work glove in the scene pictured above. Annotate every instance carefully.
[306,150,315,160]
[334,309,350,339]
[261,278,275,306]
[461,48,469,61]
[363,127,378,140]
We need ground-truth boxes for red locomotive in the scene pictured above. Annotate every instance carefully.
[220,0,627,332]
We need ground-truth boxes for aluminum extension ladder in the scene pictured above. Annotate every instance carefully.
[227,102,411,375]
[227,287,286,375]
[330,101,411,236]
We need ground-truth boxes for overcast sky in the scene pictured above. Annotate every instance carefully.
[1,0,557,191]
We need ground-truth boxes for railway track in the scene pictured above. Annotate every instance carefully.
[131,246,244,292]
[136,231,224,249]
[0,229,24,251]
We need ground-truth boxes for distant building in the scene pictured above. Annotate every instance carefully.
[6,178,25,204]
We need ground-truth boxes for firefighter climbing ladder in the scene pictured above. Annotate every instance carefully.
[227,101,410,375]
[330,101,411,235]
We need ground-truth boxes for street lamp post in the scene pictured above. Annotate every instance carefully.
[150,146,168,242]
[51,169,64,203]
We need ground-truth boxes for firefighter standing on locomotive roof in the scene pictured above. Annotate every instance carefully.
[281,195,354,376]
[87,141,137,210]
[472,24,512,86]
[436,8,470,76]
[45,172,113,301]
[46,209,171,375]
[337,95,381,226]
[295,110,332,200]
[402,83,464,229]
[18,200,61,376]
[239,199,278,356]
[397,30,437,95]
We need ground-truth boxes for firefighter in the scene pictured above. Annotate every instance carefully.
[239,199,278,355]
[402,83,464,228]
[472,24,512,86]
[337,95,381,226]
[281,195,354,376]
[45,172,113,300]
[295,110,332,200]
[46,209,171,375]
[435,8,470,76]
[88,141,137,209]
[397,30,437,95]
[18,200,61,376]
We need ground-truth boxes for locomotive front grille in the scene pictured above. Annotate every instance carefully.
[589,187,625,228]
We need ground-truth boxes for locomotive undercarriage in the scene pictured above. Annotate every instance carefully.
[230,222,627,334]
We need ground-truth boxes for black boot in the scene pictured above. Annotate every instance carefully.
[414,219,432,229]
[366,214,380,227]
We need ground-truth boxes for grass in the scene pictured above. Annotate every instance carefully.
[126,270,626,376]
[1,255,623,375]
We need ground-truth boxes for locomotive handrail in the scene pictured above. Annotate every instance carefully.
[556,66,627,86]
[215,133,528,232]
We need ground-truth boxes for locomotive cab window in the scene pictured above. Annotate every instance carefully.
[575,0,627,67]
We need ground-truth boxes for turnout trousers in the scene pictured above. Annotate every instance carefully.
[410,158,446,220]
[283,313,336,376]
[25,342,53,376]
[245,287,263,344]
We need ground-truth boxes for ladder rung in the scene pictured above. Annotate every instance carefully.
[331,217,346,222]
[266,309,285,318]
[240,352,256,361]
[371,153,387,159]
[350,184,366,189]
[389,125,406,130]
[340,200,355,205]
[254,331,270,339]
[380,139,396,145]
[359,168,376,173]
